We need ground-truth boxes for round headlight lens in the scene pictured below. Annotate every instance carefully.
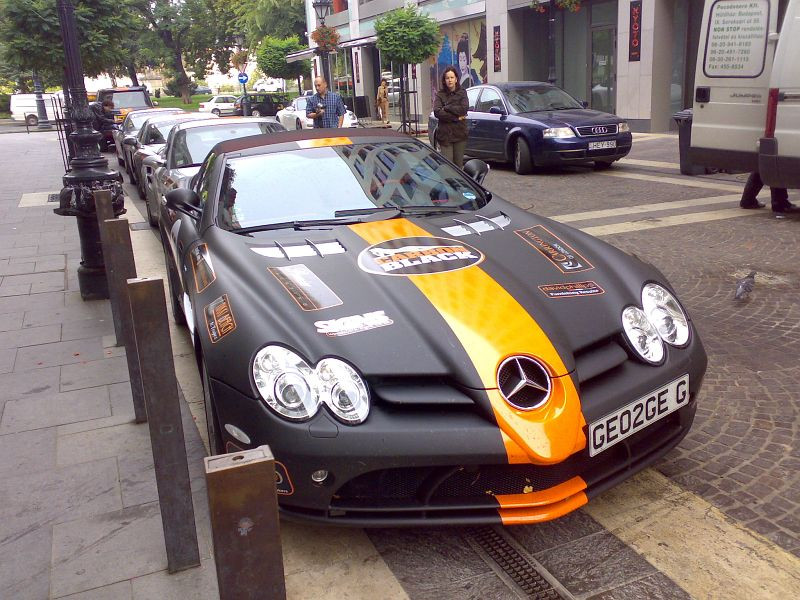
[642,283,689,346]
[622,306,665,364]
[253,346,319,421]
[317,358,370,424]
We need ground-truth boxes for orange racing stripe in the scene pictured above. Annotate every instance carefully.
[349,218,587,466]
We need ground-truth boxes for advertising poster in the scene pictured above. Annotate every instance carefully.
[429,18,488,104]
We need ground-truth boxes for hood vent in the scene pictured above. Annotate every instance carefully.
[441,212,511,237]
[250,239,346,259]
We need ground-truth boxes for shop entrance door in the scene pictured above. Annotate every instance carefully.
[590,27,616,114]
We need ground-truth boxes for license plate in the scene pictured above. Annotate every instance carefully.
[588,140,616,150]
[589,374,689,457]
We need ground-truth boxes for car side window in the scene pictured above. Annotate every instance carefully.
[476,89,503,113]
[466,88,480,110]
[195,153,217,208]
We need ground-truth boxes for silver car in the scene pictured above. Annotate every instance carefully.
[143,117,285,226]
[276,96,360,130]
[114,108,184,175]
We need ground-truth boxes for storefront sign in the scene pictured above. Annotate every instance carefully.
[493,26,501,72]
[629,1,642,62]
[354,52,360,84]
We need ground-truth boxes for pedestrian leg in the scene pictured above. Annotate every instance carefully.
[451,139,467,169]
[439,143,455,164]
[740,172,765,208]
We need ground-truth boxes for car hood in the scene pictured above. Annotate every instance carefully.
[516,109,619,128]
[201,199,660,392]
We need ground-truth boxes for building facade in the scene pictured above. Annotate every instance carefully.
[297,0,704,132]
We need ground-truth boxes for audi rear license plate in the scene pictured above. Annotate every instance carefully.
[589,374,689,457]
[588,140,617,150]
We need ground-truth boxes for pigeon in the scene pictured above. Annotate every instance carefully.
[734,271,756,301]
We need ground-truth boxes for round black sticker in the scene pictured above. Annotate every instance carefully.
[358,236,484,276]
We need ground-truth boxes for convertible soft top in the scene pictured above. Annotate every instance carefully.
[210,127,409,156]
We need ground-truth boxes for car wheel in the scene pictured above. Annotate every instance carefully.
[514,137,534,175]
[211,108,221,116]
[137,169,146,200]
[25,114,38,127]
[593,161,614,170]
[145,194,157,227]
[295,118,302,130]
[251,109,261,117]
[202,360,225,455]
[162,241,187,326]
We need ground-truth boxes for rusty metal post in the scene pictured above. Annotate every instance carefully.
[128,277,200,573]
[101,219,147,424]
[205,446,286,600]
[94,190,123,345]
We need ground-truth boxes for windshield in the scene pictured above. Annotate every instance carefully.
[171,123,282,168]
[504,86,582,112]
[216,141,484,231]
[294,97,308,111]
[144,119,183,145]
[109,91,150,109]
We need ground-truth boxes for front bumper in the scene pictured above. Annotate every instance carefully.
[211,331,706,527]
[538,133,633,165]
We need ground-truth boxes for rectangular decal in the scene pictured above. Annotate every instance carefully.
[269,264,342,311]
[204,294,237,343]
[493,26,502,72]
[629,1,642,62]
[315,310,393,337]
[190,244,216,293]
[539,281,605,299]
[515,225,594,273]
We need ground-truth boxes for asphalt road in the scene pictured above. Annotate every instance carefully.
[119,132,799,600]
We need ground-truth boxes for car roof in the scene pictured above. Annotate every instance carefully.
[491,81,555,90]
[173,116,277,131]
[211,127,411,156]
[144,113,211,125]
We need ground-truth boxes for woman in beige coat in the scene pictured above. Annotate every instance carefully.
[376,79,389,124]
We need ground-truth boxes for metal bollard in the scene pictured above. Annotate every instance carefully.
[93,190,123,344]
[205,446,286,600]
[100,218,147,424]
[128,277,200,573]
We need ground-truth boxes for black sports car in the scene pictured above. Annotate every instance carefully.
[429,82,633,174]
[161,129,706,526]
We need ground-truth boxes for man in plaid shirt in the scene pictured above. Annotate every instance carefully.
[306,77,346,128]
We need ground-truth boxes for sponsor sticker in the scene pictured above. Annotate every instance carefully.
[315,310,393,337]
[190,244,216,293]
[274,461,294,495]
[462,191,477,200]
[515,225,594,273]
[204,294,237,343]
[358,236,483,276]
[539,281,605,299]
[269,264,343,311]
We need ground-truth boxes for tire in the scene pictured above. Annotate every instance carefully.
[251,109,261,117]
[162,240,187,326]
[593,161,614,170]
[514,137,534,175]
[211,108,221,116]
[137,168,146,200]
[202,360,225,455]
[145,194,157,227]
[295,118,302,130]
[25,114,38,127]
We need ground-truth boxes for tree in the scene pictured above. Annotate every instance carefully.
[256,37,310,94]
[0,0,132,87]
[375,6,440,131]
[234,0,306,43]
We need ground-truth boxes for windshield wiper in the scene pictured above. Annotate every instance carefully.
[334,207,401,217]
[233,217,365,234]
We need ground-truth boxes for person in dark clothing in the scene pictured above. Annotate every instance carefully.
[433,67,469,168]
[740,171,799,213]
[90,99,115,132]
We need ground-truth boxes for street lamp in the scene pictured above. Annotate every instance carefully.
[312,0,334,85]
[233,33,250,116]
[55,0,123,300]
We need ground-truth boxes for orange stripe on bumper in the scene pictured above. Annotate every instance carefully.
[497,477,588,525]
[349,219,586,465]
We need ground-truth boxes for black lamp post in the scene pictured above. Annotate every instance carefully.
[32,70,53,130]
[547,0,557,85]
[55,0,124,300]
[312,0,334,85]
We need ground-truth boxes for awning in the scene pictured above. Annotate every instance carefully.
[339,35,378,49]
[286,48,316,64]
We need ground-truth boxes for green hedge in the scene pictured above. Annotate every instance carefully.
[0,94,10,113]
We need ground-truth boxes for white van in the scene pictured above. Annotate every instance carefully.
[9,93,61,126]
[690,0,795,181]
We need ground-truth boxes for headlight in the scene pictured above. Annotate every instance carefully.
[641,283,689,346]
[622,306,664,364]
[543,127,575,138]
[618,121,630,133]
[252,346,370,424]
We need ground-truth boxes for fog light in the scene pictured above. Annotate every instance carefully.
[311,469,329,483]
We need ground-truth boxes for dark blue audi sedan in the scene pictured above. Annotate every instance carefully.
[429,82,633,174]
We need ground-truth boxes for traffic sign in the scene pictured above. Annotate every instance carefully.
[238,72,249,84]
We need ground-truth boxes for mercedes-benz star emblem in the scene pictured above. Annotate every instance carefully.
[497,356,551,411]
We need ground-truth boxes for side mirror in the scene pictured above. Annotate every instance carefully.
[463,159,490,186]
[489,106,507,116]
[165,188,202,218]
[581,101,589,108]
[123,137,138,147]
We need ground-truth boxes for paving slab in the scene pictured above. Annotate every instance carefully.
[14,337,105,371]
[23,302,111,328]
[0,323,61,349]
[56,581,132,600]
[0,427,58,477]
[130,559,218,600]
[61,317,115,341]
[60,355,129,391]
[0,524,53,600]
[0,347,15,374]
[57,421,151,466]
[0,385,110,434]
[0,364,60,398]
[0,310,24,331]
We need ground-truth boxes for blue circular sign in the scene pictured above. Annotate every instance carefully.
[238,72,249,84]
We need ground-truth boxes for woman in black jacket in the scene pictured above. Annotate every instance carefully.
[433,67,469,167]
